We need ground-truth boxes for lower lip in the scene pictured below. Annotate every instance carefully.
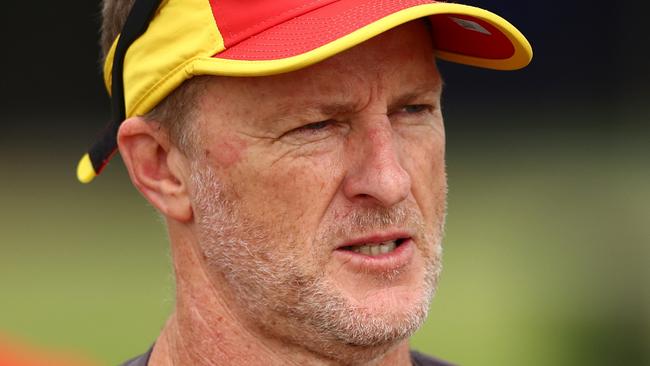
[332,239,415,272]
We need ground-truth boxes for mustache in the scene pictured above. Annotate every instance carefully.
[323,205,425,240]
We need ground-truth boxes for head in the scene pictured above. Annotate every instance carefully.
[191,20,446,354]
[118,19,445,362]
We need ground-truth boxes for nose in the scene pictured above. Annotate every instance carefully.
[342,116,411,208]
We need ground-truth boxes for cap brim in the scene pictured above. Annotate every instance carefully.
[190,0,532,77]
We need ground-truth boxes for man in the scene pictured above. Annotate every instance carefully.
[77,0,532,365]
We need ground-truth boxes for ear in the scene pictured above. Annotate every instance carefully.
[117,116,193,222]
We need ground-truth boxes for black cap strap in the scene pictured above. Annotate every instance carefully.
[86,0,163,176]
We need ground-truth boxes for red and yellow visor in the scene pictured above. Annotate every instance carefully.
[77,0,533,183]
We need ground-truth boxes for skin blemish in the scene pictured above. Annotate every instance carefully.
[211,136,248,169]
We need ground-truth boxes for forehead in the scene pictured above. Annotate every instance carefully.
[196,21,440,123]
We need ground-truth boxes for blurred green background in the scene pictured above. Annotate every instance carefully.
[1,0,648,365]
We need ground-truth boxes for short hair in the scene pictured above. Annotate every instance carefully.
[100,0,203,154]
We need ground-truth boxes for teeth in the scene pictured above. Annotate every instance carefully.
[370,245,380,256]
[350,240,398,256]
[379,242,393,254]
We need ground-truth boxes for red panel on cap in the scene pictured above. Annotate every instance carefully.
[214,0,515,61]
[216,0,434,60]
[429,14,514,59]
[209,0,339,47]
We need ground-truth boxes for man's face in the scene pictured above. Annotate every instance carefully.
[187,21,446,357]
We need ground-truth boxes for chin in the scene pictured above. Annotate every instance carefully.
[293,288,430,365]
[348,287,432,343]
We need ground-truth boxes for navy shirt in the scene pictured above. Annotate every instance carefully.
[121,346,455,366]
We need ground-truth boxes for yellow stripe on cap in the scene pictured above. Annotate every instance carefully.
[77,154,97,184]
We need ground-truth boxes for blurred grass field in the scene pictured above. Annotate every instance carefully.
[1,103,648,365]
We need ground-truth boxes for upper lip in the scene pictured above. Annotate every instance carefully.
[336,230,413,249]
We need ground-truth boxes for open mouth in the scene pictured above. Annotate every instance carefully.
[339,238,408,257]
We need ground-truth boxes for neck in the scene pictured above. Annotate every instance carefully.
[149,227,413,366]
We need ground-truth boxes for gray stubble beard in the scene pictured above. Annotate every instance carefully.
[190,163,445,363]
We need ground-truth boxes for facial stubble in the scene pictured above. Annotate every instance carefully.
[189,162,445,359]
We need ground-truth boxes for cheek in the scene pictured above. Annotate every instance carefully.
[270,156,341,213]
[226,151,344,242]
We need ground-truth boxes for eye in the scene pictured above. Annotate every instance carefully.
[401,104,430,114]
[300,120,333,131]
[291,119,336,134]
[280,119,341,143]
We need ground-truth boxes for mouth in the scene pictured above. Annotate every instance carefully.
[333,233,415,273]
[338,238,409,257]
